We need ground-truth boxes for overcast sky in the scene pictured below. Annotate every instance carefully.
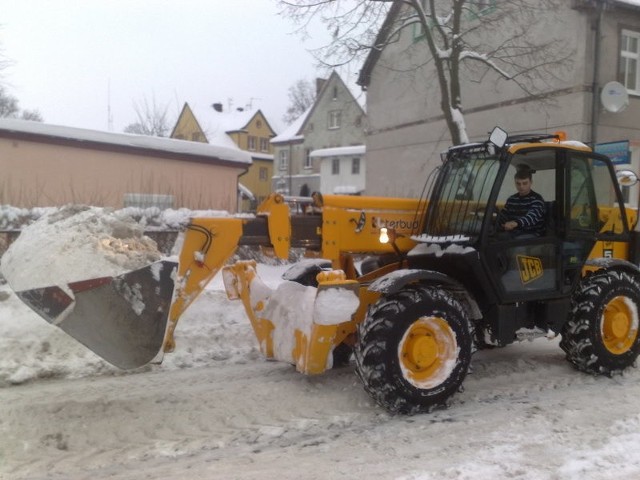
[0,1,355,134]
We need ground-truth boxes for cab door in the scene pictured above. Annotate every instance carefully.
[483,148,561,303]
[560,151,630,293]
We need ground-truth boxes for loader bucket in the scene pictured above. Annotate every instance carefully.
[15,260,178,369]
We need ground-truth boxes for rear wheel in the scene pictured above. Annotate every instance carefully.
[560,269,640,375]
[354,285,472,414]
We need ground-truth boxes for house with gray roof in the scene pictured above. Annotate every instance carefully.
[271,71,367,196]
[357,0,640,199]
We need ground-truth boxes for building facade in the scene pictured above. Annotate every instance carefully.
[271,72,367,196]
[358,0,640,200]
[0,118,250,211]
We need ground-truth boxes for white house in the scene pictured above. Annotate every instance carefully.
[310,145,366,195]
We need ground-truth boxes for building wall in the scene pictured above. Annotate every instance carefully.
[319,155,366,194]
[272,73,367,196]
[228,111,275,155]
[172,106,207,143]
[272,141,320,195]
[303,73,367,173]
[0,137,244,211]
[239,156,273,209]
[363,2,640,197]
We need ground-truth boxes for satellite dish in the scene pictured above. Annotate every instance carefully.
[601,81,629,113]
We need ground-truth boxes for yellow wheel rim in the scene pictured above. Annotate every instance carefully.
[602,296,639,355]
[399,316,458,389]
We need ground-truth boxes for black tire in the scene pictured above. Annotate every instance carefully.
[331,342,353,367]
[560,269,640,376]
[354,285,472,414]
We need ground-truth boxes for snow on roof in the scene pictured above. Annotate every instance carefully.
[238,183,255,200]
[616,0,640,7]
[271,105,313,144]
[333,185,362,194]
[249,152,274,161]
[187,104,255,147]
[189,104,280,139]
[195,106,256,132]
[310,145,366,158]
[0,118,252,165]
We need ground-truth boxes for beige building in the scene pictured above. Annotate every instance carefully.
[0,118,251,211]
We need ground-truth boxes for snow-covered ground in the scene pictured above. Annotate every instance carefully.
[3,208,640,479]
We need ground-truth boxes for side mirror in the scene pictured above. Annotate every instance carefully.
[489,127,508,148]
[616,169,639,188]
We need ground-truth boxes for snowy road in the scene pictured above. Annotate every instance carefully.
[4,296,640,478]
[3,269,640,479]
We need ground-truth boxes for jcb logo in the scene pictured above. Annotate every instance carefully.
[517,255,543,284]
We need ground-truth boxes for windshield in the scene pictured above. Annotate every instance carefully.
[424,152,501,237]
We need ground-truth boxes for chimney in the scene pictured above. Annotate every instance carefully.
[316,78,327,96]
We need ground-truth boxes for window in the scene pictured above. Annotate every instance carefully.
[332,86,338,100]
[467,0,496,19]
[332,158,340,175]
[352,157,360,175]
[621,29,640,94]
[248,135,257,151]
[259,167,268,181]
[328,111,342,129]
[260,138,269,152]
[304,149,313,169]
[568,156,598,233]
[279,150,289,171]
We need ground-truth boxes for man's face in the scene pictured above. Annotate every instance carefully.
[515,177,532,196]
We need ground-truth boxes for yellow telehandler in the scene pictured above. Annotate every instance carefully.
[11,127,640,414]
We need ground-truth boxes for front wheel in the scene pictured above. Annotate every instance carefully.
[560,269,640,375]
[354,285,472,414]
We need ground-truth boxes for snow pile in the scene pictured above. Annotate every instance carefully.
[1,205,162,291]
[0,204,232,231]
[314,286,360,325]
[115,206,233,230]
[0,205,58,229]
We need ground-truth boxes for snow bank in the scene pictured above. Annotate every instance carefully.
[0,204,232,231]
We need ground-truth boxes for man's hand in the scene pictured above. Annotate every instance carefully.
[504,220,518,231]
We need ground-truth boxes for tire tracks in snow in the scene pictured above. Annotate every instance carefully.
[4,337,640,479]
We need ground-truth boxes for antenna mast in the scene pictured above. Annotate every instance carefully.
[107,79,114,131]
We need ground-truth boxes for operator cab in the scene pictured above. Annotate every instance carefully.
[411,127,633,307]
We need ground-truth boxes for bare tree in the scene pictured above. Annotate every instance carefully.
[283,78,316,124]
[0,86,43,121]
[280,0,571,145]
[124,96,171,137]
